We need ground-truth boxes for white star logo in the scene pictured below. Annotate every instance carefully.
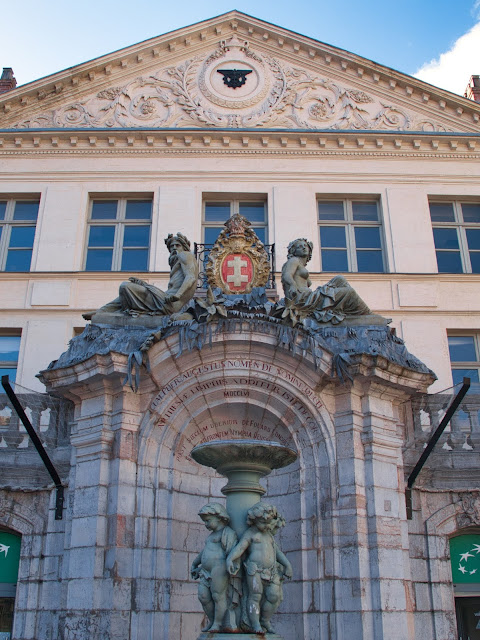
[460,551,474,562]
[470,569,477,575]
[473,544,480,554]
[459,564,467,574]
[0,543,9,558]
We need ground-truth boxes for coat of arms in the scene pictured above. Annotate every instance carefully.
[205,215,270,294]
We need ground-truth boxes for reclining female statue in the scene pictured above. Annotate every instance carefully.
[280,238,375,325]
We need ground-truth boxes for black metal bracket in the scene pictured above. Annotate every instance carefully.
[405,377,471,519]
[1,375,64,520]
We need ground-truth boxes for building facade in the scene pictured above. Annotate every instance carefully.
[1,11,480,640]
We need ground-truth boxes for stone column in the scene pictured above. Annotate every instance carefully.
[42,357,151,640]
[331,374,417,640]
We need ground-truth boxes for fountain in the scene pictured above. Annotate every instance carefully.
[190,439,298,638]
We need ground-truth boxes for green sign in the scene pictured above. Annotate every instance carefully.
[450,534,480,584]
[0,533,21,584]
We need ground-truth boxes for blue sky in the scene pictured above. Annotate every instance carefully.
[2,0,480,95]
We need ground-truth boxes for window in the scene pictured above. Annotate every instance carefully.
[203,197,267,244]
[0,530,21,638]
[0,335,20,384]
[449,534,480,639]
[317,199,384,272]
[430,201,480,273]
[85,198,152,271]
[448,334,480,386]
[0,199,39,271]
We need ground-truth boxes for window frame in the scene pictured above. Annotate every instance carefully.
[447,332,480,386]
[0,332,21,384]
[430,200,480,274]
[202,194,268,244]
[317,197,386,273]
[0,198,40,272]
[84,196,153,272]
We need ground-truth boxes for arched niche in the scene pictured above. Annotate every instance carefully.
[132,329,337,638]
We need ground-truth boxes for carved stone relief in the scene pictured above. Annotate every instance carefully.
[457,492,480,528]
[13,36,454,132]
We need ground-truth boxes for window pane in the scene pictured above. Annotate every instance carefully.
[239,202,265,223]
[0,336,20,361]
[88,226,115,247]
[9,226,36,248]
[352,202,378,221]
[13,201,39,221]
[121,249,149,271]
[91,201,118,220]
[448,336,477,362]
[252,227,266,244]
[469,252,480,273]
[466,228,480,250]
[430,203,455,222]
[452,368,479,385]
[436,251,463,273]
[354,226,381,249]
[85,249,113,271]
[320,226,346,248]
[318,201,345,221]
[204,227,223,244]
[0,202,6,220]
[321,249,348,272]
[205,203,231,222]
[125,200,152,220]
[5,249,33,271]
[356,250,384,272]
[433,228,459,250]
[0,367,17,383]
[462,203,480,223]
[123,225,150,247]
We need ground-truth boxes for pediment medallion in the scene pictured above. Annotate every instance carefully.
[206,215,270,294]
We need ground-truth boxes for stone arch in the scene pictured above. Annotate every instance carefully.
[132,328,337,639]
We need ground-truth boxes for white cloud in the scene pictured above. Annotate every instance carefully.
[414,22,480,96]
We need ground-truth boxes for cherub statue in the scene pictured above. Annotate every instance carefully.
[191,503,239,633]
[226,502,292,634]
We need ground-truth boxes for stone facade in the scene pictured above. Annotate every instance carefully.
[1,10,480,640]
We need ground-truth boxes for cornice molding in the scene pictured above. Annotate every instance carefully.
[0,129,479,160]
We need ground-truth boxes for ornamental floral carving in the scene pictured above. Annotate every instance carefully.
[457,492,480,528]
[205,215,270,294]
[13,39,453,132]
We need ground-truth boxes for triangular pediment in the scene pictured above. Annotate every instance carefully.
[2,11,480,133]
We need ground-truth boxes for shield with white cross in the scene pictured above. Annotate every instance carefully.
[221,252,254,293]
[205,213,271,294]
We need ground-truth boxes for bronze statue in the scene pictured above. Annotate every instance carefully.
[226,503,292,634]
[191,504,239,632]
[280,238,373,324]
[84,233,198,320]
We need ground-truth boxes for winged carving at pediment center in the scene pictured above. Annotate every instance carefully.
[11,39,453,132]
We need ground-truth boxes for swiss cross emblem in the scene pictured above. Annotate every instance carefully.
[221,253,254,292]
